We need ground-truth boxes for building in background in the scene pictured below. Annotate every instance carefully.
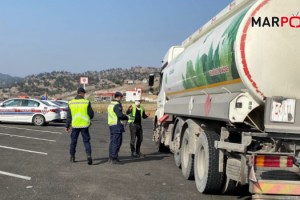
[125,88,142,102]
[94,92,115,102]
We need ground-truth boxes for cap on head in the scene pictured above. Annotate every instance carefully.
[114,92,123,98]
[77,87,86,94]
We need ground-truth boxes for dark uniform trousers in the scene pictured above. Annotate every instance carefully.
[109,132,123,159]
[70,128,91,156]
[129,123,143,154]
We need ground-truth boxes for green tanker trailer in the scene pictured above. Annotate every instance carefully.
[149,0,300,199]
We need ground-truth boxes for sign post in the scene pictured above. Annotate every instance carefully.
[80,77,89,89]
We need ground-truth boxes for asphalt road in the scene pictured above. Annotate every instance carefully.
[0,114,251,200]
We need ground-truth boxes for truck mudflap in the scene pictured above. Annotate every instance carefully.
[250,180,300,197]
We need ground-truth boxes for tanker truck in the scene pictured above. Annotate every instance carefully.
[149,0,300,198]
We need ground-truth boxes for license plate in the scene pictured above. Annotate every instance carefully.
[270,98,296,123]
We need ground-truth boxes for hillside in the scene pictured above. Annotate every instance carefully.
[0,66,160,100]
[0,73,22,88]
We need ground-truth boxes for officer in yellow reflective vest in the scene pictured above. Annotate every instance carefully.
[107,92,128,164]
[65,87,94,165]
[126,97,149,158]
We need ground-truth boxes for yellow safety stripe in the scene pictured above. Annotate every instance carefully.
[73,113,91,123]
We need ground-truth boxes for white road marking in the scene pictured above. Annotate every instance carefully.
[0,145,48,155]
[52,126,65,129]
[0,133,56,142]
[0,125,62,134]
[0,170,31,180]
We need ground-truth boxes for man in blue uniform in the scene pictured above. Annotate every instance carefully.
[107,92,128,164]
[65,87,94,165]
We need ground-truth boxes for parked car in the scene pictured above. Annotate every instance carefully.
[41,100,67,121]
[54,100,69,107]
[0,98,60,126]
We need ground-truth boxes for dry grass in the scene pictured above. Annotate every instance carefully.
[92,102,157,118]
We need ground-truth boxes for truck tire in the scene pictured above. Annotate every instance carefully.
[180,129,194,180]
[173,125,182,168]
[33,115,46,126]
[174,149,181,168]
[222,178,237,194]
[156,134,169,152]
[194,130,224,194]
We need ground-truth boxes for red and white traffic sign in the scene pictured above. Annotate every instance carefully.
[80,77,89,84]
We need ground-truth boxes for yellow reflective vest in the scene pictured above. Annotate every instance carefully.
[69,99,90,128]
[128,104,145,123]
[107,101,119,126]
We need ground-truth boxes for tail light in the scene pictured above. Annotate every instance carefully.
[255,155,294,168]
[61,108,66,111]
[49,109,59,113]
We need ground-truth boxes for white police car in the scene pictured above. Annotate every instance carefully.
[0,98,60,126]
[41,100,67,121]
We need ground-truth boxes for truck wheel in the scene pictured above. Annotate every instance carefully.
[180,129,194,180]
[174,149,181,168]
[156,134,169,152]
[194,130,224,194]
[32,115,45,126]
[222,178,238,194]
[173,125,181,168]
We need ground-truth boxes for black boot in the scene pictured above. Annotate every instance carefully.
[111,158,122,165]
[131,152,137,157]
[87,155,93,165]
[136,152,145,158]
[70,155,75,163]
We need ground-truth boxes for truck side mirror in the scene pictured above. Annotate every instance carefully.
[149,74,154,87]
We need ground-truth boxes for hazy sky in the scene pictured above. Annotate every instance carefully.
[0,0,233,77]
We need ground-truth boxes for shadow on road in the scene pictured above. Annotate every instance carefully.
[0,121,66,127]
[47,123,66,127]
[90,152,170,165]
